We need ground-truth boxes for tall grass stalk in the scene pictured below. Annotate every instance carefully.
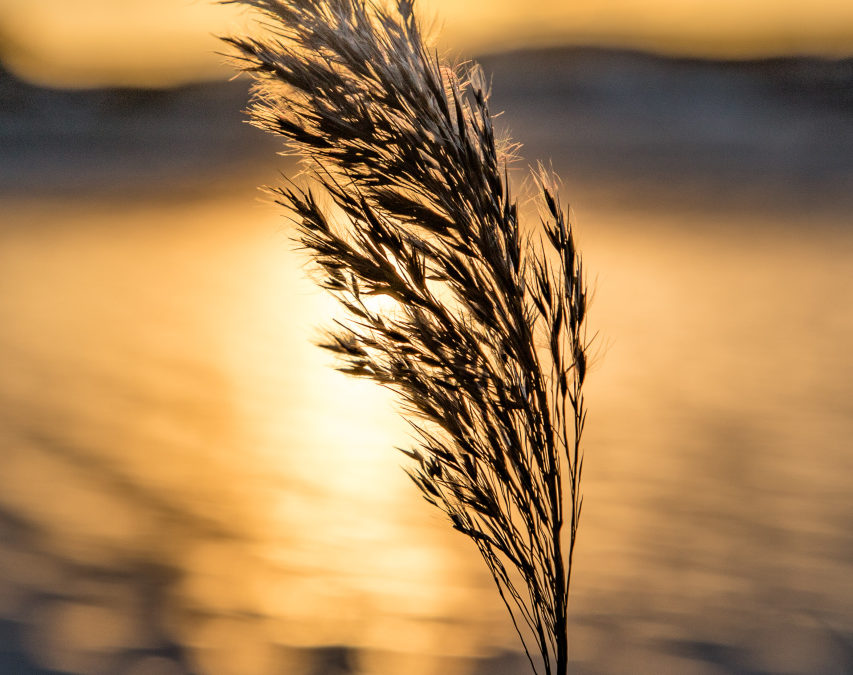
[224,2,591,673]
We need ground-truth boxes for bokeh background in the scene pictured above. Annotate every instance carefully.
[1,2,852,674]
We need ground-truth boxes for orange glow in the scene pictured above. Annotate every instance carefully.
[0,0,249,87]
[1,0,852,87]
[423,0,853,56]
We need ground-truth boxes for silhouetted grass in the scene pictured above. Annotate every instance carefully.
[224,2,591,673]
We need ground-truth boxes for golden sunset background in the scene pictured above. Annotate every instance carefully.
[1,0,853,86]
[1,2,853,674]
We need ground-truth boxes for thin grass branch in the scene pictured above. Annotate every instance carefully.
[224,2,592,673]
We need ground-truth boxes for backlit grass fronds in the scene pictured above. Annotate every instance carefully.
[224,2,590,673]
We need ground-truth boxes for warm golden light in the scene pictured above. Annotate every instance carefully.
[2,0,853,671]
[1,0,852,86]
[0,197,517,673]
[0,0,248,87]
[424,0,853,56]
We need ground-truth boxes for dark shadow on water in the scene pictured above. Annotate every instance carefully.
[306,646,354,675]
[0,503,194,674]
[471,651,529,674]
[659,631,853,675]
[0,618,61,675]
[659,638,762,674]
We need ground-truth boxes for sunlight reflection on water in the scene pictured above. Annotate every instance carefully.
[0,196,515,675]
[1,192,852,674]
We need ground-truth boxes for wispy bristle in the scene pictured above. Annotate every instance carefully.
[224,2,591,674]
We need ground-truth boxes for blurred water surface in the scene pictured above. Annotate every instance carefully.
[1,49,853,674]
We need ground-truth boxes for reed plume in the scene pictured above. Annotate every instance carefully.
[224,2,590,673]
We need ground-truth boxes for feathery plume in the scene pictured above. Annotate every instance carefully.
[224,2,591,673]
